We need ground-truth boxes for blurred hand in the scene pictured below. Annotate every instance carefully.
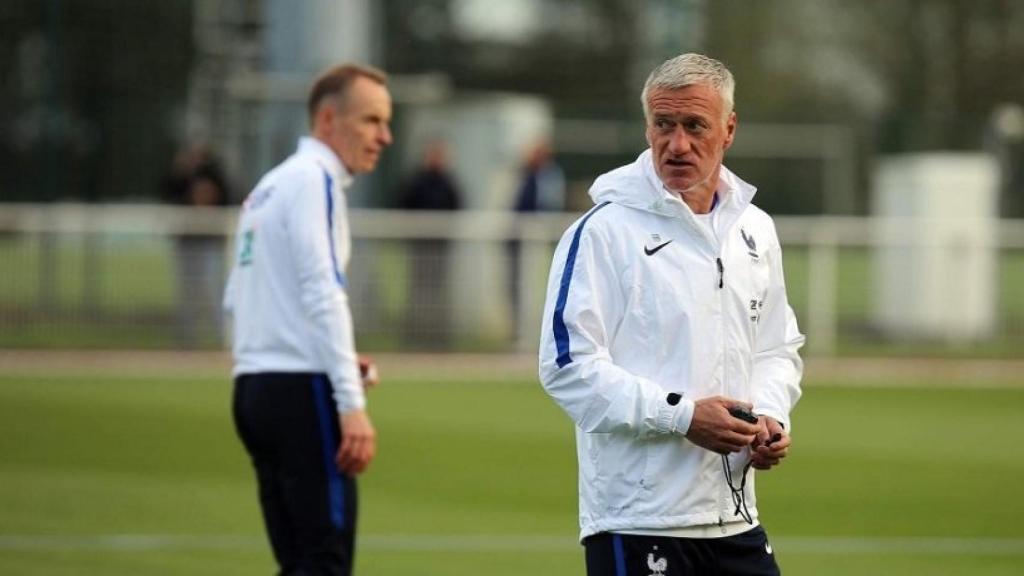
[336,409,376,475]
[685,396,760,454]
[750,416,789,470]
[358,355,379,389]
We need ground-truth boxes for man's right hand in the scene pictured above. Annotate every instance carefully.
[684,396,760,454]
[336,409,376,475]
[358,355,380,389]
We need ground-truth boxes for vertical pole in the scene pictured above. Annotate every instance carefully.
[38,0,63,314]
[807,220,838,356]
[517,216,547,353]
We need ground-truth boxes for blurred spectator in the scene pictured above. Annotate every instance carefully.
[398,139,461,211]
[397,139,462,347]
[162,143,230,348]
[509,139,566,342]
[514,139,566,213]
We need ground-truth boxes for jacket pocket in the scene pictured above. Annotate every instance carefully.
[590,433,647,514]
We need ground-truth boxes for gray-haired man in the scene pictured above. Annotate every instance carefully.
[538,53,804,575]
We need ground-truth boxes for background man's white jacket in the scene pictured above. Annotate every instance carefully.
[224,137,364,414]
[538,149,804,540]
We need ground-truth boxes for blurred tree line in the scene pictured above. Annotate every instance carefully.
[384,0,1024,215]
[0,0,193,203]
[708,0,1024,151]
[1,0,1021,215]
[709,0,1024,214]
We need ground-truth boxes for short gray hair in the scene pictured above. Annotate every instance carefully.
[641,53,735,123]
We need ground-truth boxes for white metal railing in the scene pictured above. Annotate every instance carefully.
[4,203,1023,246]
[1,203,1022,355]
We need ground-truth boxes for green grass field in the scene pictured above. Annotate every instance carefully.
[1,368,1023,575]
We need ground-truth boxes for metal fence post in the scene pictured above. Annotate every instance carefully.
[807,219,838,356]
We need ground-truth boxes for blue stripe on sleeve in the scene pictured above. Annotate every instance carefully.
[612,534,627,576]
[312,376,346,529]
[323,171,347,288]
[553,201,611,368]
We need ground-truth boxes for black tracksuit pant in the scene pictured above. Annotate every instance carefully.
[584,528,781,576]
[233,373,358,576]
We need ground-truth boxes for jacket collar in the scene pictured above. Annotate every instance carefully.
[297,136,353,189]
[639,149,756,217]
[590,149,757,242]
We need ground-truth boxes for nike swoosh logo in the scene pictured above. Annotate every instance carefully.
[644,240,673,256]
[765,542,773,555]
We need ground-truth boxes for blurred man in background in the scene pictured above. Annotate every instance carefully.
[508,139,566,344]
[539,53,804,575]
[224,64,392,576]
[162,142,230,348]
[513,139,566,214]
[396,138,462,348]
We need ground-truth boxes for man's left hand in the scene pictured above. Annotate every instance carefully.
[750,416,789,470]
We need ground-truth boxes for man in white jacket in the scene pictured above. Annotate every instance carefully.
[539,53,804,575]
[224,64,391,575]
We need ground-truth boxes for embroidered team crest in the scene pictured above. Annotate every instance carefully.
[647,545,668,576]
[741,228,758,260]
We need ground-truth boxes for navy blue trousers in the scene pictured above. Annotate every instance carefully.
[584,527,781,576]
[233,373,358,576]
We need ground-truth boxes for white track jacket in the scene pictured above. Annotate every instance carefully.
[539,150,804,540]
[224,137,364,414]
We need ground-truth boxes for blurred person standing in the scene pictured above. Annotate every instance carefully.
[396,139,461,347]
[508,139,566,342]
[514,139,566,214]
[538,53,804,575]
[223,64,392,576]
[398,139,461,211]
[162,143,230,348]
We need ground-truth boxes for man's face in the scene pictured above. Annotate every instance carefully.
[645,84,736,198]
[323,76,393,174]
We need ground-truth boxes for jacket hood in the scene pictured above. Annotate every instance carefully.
[589,149,757,224]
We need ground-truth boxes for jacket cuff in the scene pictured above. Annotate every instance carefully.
[658,395,695,435]
[753,408,789,432]
[331,373,367,414]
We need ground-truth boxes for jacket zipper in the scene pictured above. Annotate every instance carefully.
[692,220,730,529]
[716,254,727,530]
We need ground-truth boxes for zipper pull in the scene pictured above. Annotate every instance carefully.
[716,257,724,289]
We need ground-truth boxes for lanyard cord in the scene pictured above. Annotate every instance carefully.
[721,454,754,524]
